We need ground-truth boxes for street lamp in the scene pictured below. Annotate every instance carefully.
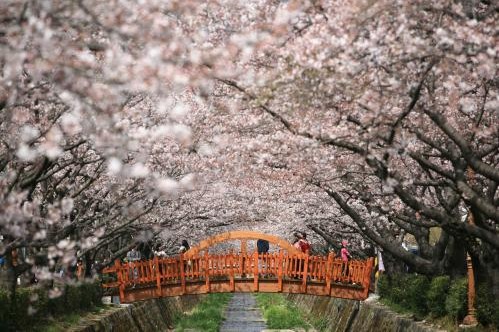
[461,168,478,327]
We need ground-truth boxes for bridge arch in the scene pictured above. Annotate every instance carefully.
[102,230,375,303]
[185,230,303,257]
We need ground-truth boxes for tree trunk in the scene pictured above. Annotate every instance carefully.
[445,238,467,277]
[85,251,93,278]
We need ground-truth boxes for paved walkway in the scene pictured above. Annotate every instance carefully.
[220,293,267,332]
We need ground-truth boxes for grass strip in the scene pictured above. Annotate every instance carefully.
[255,293,309,330]
[174,293,231,332]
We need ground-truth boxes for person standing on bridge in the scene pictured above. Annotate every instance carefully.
[126,245,141,287]
[340,240,351,282]
[179,240,190,254]
[297,233,311,254]
[257,239,269,254]
[257,239,270,277]
[179,240,191,275]
[293,232,311,278]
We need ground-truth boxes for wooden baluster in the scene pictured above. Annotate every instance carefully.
[318,257,323,280]
[166,260,169,283]
[204,251,211,293]
[349,261,354,283]
[361,257,375,299]
[266,253,270,276]
[221,254,224,276]
[129,261,134,286]
[180,253,186,294]
[154,256,161,297]
[173,258,177,281]
[166,258,171,281]
[319,257,323,279]
[334,259,341,283]
[135,262,139,285]
[219,254,221,274]
[171,258,175,281]
[114,259,125,303]
[149,259,154,284]
[123,262,128,288]
[323,257,328,280]
[310,257,314,280]
[319,257,323,280]
[272,253,279,278]
[229,253,235,292]
[192,256,196,279]
[269,253,273,275]
[309,257,314,280]
[239,253,243,277]
[295,256,300,278]
[225,254,228,277]
[302,254,309,293]
[311,257,316,280]
[216,254,219,275]
[268,254,271,276]
[174,257,178,281]
[253,251,259,292]
[287,256,292,277]
[262,253,266,276]
[267,253,271,275]
[277,251,283,292]
[326,252,333,295]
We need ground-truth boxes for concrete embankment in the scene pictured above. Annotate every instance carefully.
[286,294,441,332]
[70,293,441,332]
[69,294,204,332]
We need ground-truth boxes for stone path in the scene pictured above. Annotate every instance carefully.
[220,293,268,332]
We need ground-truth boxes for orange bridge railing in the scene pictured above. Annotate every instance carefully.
[102,252,374,303]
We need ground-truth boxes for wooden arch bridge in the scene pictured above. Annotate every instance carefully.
[102,231,374,303]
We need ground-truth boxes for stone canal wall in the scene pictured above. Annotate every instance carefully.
[286,294,440,332]
[71,293,440,331]
[69,294,204,332]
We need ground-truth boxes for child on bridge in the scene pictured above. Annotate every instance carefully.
[340,240,351,282]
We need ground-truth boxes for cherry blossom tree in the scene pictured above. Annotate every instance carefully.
[1,0,497,300]
[218,0,498,287]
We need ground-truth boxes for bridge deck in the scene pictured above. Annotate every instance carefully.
[103,252,374,303]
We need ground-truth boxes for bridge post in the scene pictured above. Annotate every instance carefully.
[204,251,211,293]
[325,252,333,295]
[301,254,309,294]
[154,256,161,297]
[361,257,375,299]
[240,240,247,255]
[239,252,244,277]
[229,253,235,292]
[114,259,125,303]
[277,250,283,292]
[180,253,186,294]
[253,251,259,292]
[241,240,247,278]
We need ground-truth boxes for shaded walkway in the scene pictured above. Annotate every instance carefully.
[220,293,267,332]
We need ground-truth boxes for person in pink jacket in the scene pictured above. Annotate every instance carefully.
[340,240,351,281]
